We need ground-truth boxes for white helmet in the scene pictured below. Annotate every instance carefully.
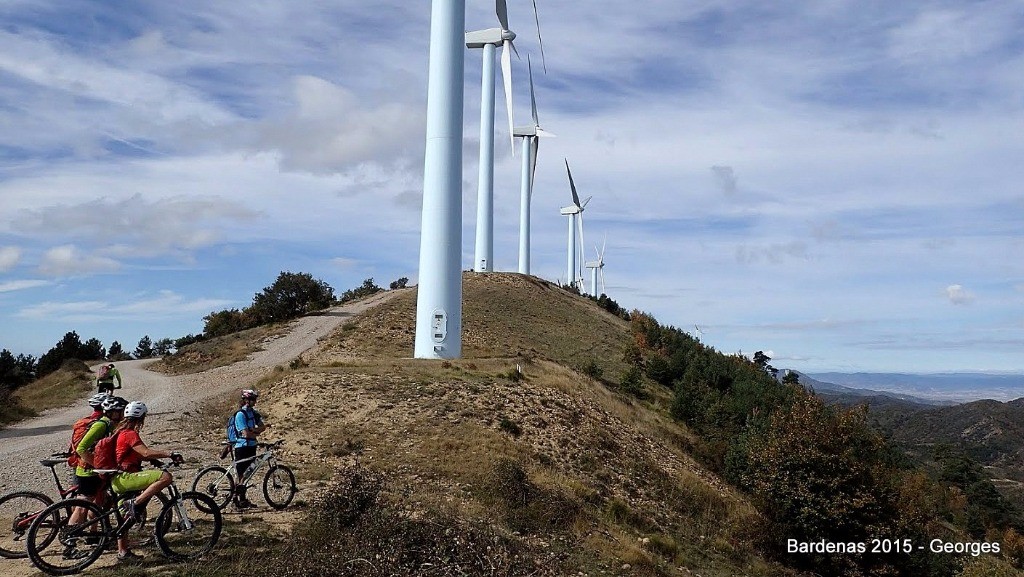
[124,401,148,419]
[88,392,110,408]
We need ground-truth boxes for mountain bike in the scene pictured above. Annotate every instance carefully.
[192,440,296,510]
[24,461,221,576]
[0,452,169,560]
[0,452,79,559]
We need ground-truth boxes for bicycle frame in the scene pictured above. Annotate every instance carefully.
[224,442,281,488]
[9,454,81,533]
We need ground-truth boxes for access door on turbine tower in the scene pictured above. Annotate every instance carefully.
[432,309,448,343]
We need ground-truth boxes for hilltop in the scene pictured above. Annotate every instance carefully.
[161,272,1019,577]
[201,273,795,576]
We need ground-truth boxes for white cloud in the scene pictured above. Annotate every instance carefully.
[16,290,234,322]
[945,284,974,305]
[38,245,120,277]
[0,279,50,293]
[0,246,20,271]
[10,193,261,259]
[251,75,426,174]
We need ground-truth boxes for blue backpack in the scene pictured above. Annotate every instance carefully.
[226,410,242,443]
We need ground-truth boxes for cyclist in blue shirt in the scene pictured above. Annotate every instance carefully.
[233,389,268,509]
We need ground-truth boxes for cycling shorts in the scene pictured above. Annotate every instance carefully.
[74,473,105,499]
[111,470,163,494]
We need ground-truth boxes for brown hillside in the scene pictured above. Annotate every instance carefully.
[212,273,800,576]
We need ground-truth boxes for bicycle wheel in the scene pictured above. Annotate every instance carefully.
[128,490,170,547]
[155,491,222,561]
[191,466,235,511]
[0,491,53,559]
[26,498,109,576]
[263,465,296,510]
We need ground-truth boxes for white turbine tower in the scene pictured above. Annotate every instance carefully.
[415,0,465,359]
[514,57,554,275]
[585,237,606,296]
[561,159,591,292]
[466,0,516,273]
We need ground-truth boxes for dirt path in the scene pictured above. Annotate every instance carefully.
[0,290,400,496]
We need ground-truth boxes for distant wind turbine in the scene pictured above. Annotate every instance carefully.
[514,56,554,275]
[561,159,591,293]
[585,237,606,296]
[467,0,538,272]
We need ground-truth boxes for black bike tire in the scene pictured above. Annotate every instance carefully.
[129,490,171,544]
[0,490,53,559]
[154,491,222,560]
[26,498,108,576]
[191,466,235,511]
[262,465,296,510]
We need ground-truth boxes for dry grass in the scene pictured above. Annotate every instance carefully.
[150,323,289,375]
[10,359,94,416]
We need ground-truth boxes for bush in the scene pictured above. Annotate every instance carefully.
[619,366,644,397]
[265,464,531,576]
[250,271,335,324]
[498,417,522,437]
[577,359,603,380]
[339,278,383,303]
[203,308,254,337]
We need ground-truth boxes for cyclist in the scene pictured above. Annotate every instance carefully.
[110,401,183,563]
[73,396,128,503]
[85,392,109,419]
[66,392,111,485]
[96,363,122,394]
[64,395,127,559]
[232,389,268,509]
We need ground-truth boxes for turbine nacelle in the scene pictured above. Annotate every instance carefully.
[465,28,516,48]
[560,205,581,215]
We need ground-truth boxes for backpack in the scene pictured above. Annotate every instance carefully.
[97,365,111,380]
[226,410,242,444]
[67,418,106,468]
[92,430,123,472]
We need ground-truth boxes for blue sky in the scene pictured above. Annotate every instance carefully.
[0,1,1021,375]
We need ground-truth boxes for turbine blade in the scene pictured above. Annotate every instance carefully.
[536,127,556,138]
[496,0,509,31]
[528,56,539,127]
[565,159,580,207]
[530,137,539,192]
[501,40,515,156]
[581,195,592,209]
[532,0,547,73]
[600,235,607,260]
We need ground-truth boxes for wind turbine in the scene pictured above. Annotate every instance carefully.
[514,56,554,275]
[467,0,515,272]
[415,0,465,359]
[585,237,606,296]
[561,159,591,292]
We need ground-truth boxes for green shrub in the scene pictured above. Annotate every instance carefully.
[619,366,644,397]
[577,359,604,380]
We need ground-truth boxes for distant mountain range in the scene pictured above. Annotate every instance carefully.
[800,371,1024,519]
[798,371,1024,403]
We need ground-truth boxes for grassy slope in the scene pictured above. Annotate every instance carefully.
[2,360,95,427]
[222,273,795,576]
[150,323,288,375]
